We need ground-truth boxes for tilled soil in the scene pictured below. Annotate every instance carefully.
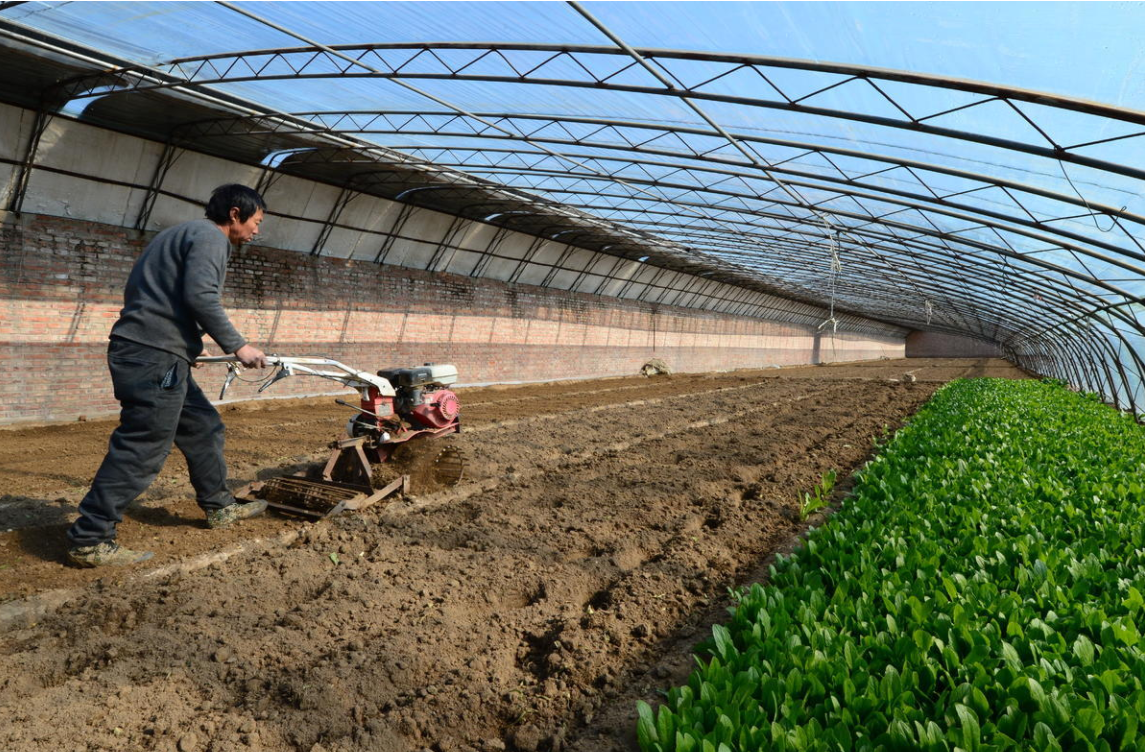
[0,358,1026,752]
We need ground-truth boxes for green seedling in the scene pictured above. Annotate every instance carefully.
[799,468,837,520]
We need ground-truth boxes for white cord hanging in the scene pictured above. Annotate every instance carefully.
[926,299,934,326]
[817,220,841,336]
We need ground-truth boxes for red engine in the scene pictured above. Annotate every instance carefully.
[411,389,460,429]
[354,364,461,443]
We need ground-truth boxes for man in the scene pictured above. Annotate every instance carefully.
[67,184,272,567]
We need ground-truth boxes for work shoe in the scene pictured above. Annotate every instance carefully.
[206,500,269,529]
[68,541,154,568]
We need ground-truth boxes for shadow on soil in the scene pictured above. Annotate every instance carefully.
[0,495,76,530]
[7,522,71,566]
[4,500,209,566]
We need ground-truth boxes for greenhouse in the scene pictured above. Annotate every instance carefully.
[0,3,1142,752]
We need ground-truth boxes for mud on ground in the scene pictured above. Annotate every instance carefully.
[0,358,1026,752]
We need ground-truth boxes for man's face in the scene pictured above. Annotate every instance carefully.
[225,207,264,245]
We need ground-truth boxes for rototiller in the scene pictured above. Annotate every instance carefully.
[197,355,463,518]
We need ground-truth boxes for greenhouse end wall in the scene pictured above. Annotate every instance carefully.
[905,331,1001,358]
[0,211,905,425]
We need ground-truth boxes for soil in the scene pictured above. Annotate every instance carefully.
[0,358,1027,752]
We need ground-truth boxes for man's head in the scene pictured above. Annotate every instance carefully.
[206,184,266,245]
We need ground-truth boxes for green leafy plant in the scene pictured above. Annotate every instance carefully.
[799,469,836,520]
[637,378,1145,752]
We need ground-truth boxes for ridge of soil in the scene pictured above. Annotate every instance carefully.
[0,358,1027,752]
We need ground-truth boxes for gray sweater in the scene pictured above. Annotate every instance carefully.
[111,218,246,360]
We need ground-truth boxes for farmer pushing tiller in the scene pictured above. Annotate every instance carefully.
[197,355,465,518]
[64,184,464,568]
[66,184,273,568]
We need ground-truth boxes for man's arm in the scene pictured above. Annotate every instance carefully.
[183,225,265,367]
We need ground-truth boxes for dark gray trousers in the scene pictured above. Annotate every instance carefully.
[67,338,234,547]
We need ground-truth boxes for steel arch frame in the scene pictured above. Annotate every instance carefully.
[456,176,1145,408]
[416,159,1145,312]
[261,144,1145,408]
[179,108,1145,250]
[396,145,1145,320]
[173,111,1145,347]
[5,23,1143,411]
[45,42,1145,180]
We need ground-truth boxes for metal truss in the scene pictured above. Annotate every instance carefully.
[2,18,1143,413]
[181,109,1145,239]
[402,154,1145,318]
[40,42,1145,177]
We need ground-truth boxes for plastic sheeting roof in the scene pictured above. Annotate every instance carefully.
[1,1,1143,413]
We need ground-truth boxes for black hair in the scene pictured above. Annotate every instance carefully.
[205,184,267,224]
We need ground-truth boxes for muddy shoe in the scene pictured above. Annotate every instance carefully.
[206,500,269,529]
[68,541,154,568]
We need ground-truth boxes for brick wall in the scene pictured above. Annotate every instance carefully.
[0,212,905,425]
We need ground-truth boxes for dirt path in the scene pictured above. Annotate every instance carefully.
[0,358,1026,752]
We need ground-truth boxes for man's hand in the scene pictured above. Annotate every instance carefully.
[234,343,267,369]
